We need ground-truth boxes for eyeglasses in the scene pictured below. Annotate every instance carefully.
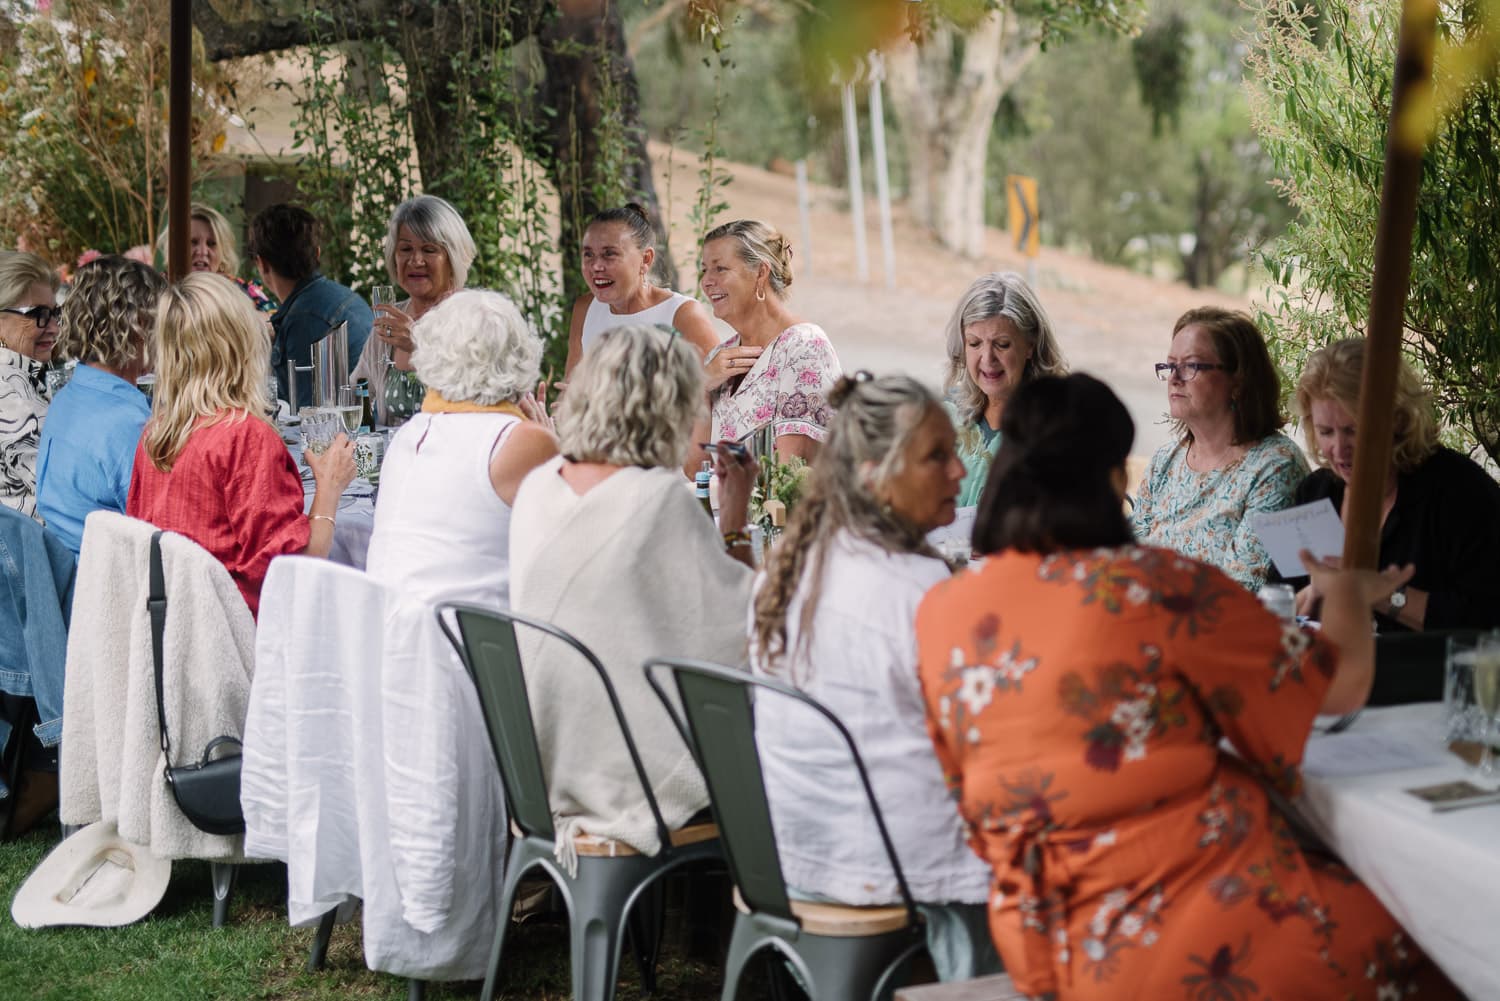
[1154,361,1226,382]
[1,305,61,328]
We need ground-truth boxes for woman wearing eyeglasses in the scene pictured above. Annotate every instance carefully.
[1131,307,1306,590]
[0,251,62,520]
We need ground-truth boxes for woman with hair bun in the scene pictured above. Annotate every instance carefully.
[750,371,999,985]
[562,203,718,377]
[914,374,1453,1000]
[1285,338,1500,632]
[699,219,840,462]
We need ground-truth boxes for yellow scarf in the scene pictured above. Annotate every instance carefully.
[421,388,527,421]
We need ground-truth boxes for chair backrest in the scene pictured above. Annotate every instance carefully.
[436,602,673,850]
[643,657,918,929]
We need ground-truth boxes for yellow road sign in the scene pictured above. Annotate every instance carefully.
[1006,174,1039,258]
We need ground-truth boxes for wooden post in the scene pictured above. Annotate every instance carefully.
[167,0,192,281]
[841,82,870,283]
[1342,0,1438,569]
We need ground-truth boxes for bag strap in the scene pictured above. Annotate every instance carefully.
[148,530,173,759]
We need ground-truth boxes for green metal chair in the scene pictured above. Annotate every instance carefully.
[644,657,928,1001]
[437,603,723,1001]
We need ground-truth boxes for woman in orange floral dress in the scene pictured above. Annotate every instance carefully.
[915,374,1456,1001]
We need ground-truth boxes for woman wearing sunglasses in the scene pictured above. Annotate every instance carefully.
[1131,307,1306,590]
[0,251,62,520]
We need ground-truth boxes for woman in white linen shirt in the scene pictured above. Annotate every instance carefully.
[749,372,999,984]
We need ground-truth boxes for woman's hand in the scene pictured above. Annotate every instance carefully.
[373,303,416,356]
[306,434,357,495]
[519,380,555,432]
[714,442,759,533]
[1299,549,1413,608]
[704,345,763,392]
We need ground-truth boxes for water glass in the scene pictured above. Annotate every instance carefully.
[301,407,342,456]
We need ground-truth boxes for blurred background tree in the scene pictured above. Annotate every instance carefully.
[1249,0,1500,463]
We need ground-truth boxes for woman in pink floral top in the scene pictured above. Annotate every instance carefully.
[698,220,840,461]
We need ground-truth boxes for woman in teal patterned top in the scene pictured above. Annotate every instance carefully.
[940,273,1067,507]
[1132,307,1307,591]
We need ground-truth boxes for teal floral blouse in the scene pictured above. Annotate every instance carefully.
[943,399,1001,508]
[1131,432,1308,591]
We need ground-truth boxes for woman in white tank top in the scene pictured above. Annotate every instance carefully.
[365,290,558,608]
[563,204,719,378]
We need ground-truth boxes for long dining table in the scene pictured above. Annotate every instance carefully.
[1299,703,1499,1000]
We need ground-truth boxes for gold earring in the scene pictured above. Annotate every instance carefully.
[755,287,766,302]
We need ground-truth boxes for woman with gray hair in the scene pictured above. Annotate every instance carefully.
[0,250,61,520]
[351,194,479,423]
[36,256,166,554]
[750,372,999,987]
[942,271,1066,506]
[507,324,757,866]
[365,289,557,609]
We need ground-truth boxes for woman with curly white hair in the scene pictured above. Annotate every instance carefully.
[365,289,557,609]
[941,272,1066,507]
[508,324,758,865]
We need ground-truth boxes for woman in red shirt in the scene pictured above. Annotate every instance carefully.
[128,272,354,616]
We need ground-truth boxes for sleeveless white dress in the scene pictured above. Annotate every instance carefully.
[365,410,521,608]
[579,290,696,352]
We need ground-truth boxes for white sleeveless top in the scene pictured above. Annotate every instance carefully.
[365,410,521,609]
[579,290,696,352]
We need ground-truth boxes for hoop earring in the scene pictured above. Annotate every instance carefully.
[755,287,767,303]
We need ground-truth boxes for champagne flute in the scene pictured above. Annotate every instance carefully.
[1474,655,1500,778]
[336,384,362,434]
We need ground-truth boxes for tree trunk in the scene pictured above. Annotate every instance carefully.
[539,0,679,300]
[885,9,1039,258]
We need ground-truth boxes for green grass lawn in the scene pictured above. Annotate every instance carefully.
[0,827,756,1000]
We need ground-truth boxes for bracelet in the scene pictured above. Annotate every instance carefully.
[722,529,751,549]
[310,514,336,526]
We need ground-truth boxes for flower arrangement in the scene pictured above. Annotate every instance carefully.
[749,454,809,540]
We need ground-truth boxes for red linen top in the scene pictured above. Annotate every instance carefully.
[127,412,309,617]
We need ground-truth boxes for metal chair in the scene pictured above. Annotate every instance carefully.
[644,657,927,1001]
[437,603,723,1001]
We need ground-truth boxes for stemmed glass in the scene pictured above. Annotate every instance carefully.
[1474,653,1500,779]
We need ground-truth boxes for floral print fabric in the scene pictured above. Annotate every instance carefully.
[709,323,840,443]
[1132,432,1307,591]
[0,345,50,520]
[916,546,1452,1001]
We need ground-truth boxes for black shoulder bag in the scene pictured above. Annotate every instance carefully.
[148,531,246,836]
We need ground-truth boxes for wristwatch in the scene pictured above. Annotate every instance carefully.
[1388,587,1408,612]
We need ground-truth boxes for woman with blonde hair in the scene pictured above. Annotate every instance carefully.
[0,250,61,520]
[750,372,999,985]
[127,273,355,617]
[156,202,274,312]
[941,271,1067,506]
[36,256,165,555]
[1286,338,1500,631]
[508,324,757,866]
[699,219,840,462]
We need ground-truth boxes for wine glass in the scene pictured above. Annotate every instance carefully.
[371,285,398,310]
[336,384,362,434]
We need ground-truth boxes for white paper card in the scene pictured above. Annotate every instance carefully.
[1303,728,1453,777]
[1250,499,1344,577]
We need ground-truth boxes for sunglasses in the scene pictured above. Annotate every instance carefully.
[1,305,61,328]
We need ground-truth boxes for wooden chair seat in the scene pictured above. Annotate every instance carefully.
[510,819,719,857]
[893,973,1024,1000]
[733,887,910,938]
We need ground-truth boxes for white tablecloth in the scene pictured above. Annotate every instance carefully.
[1299,704,1500,1000]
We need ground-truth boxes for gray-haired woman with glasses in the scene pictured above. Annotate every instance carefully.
[0,251,61,520]
[1131,306,1306,590]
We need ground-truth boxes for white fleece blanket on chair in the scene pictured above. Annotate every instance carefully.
[60,511,255,860]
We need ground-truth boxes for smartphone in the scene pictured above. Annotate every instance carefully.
[699,441,750,458]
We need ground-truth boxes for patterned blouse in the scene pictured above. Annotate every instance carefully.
[1131,432,1307,591]
[709,323,841,443]
[0,345,50,521]
[943,399,1001,508]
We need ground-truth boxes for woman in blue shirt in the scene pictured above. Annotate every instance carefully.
[36,256,165,554]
